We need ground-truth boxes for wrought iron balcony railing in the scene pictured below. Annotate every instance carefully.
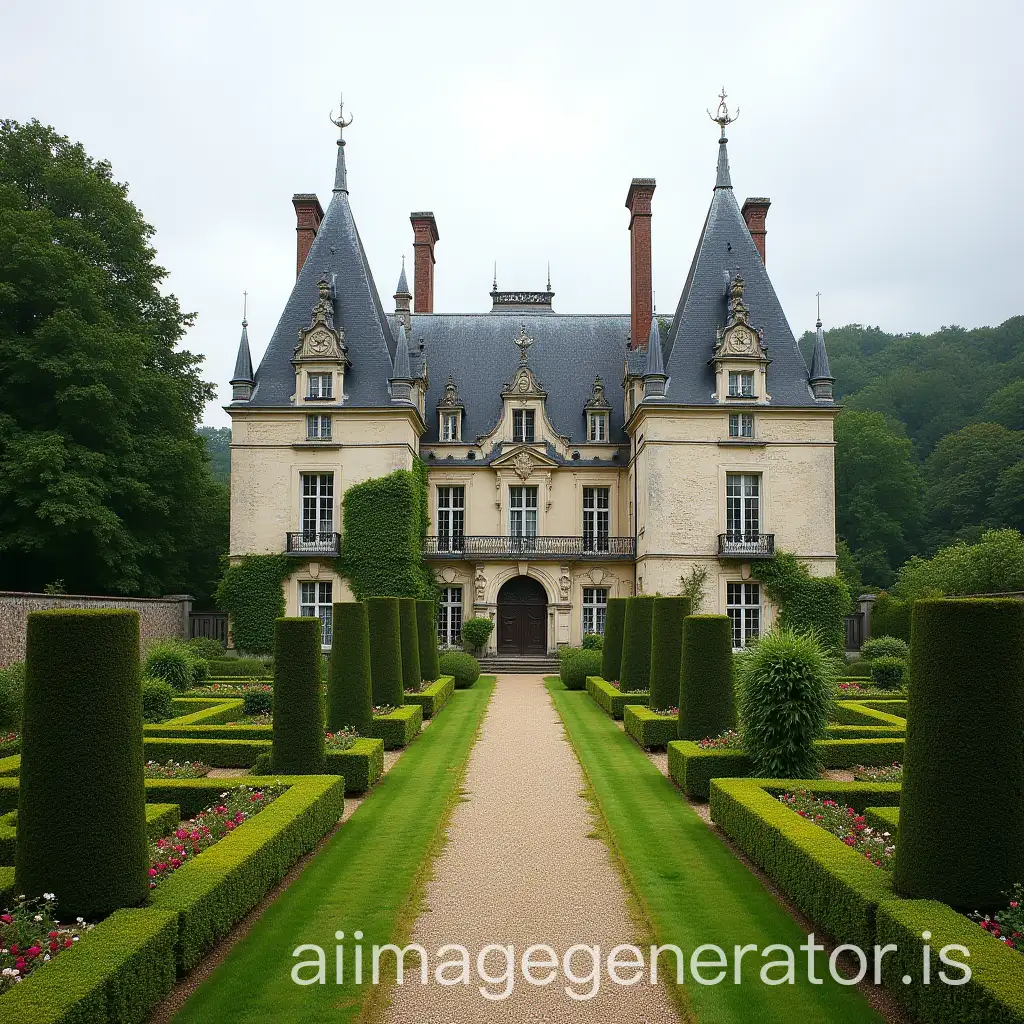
[286,531,340,556]
[423,535,635,560]
[718,533,775,559]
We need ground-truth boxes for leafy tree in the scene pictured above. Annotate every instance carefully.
[835,538,863,597]
[0,119,224,597]
[892,529,1024,600]
[980,379,1024,431]
[834,411,924,587]
[198,426,231,484]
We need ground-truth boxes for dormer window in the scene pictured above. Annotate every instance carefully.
[441,410,461,442]
[728,371,755,398]
[513,409,536,443]
[588,412,608,442]
[307,414,332,440]
[307,373,333,400]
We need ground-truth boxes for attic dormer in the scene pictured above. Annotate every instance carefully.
[710,274,771,404]
[293,272,349,406]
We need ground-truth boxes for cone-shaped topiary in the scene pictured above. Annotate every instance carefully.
[416,599,441,682]
[893,599,1024,911]
[648,597,691,711]
[366,597,404,707]
[678,615,735,740]
[16,610,147,918]
[601,598,627,682]
[327,603,373,733]
[398,598,422,694]
[619,596,655,692]
[272,617,325,772]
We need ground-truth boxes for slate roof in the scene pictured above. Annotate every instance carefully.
[231,319,254,384]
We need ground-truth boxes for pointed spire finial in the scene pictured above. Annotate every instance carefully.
[815,291,822,328]
[242,289,248,325]
[330,93,354,138]
[492,261,497,292]
[546,262,551,292]
[707,87,739,139]
[330,92,353,193]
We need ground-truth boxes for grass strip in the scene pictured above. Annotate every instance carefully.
[171,678,495,1024]
[547,678,883,1024]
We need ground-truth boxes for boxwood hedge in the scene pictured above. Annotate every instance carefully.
[559,648,602,691]
[401,675,455,719]
[271,618,325,773]
[619,596,654,692]
[327,603,373,734]
[584,675,649,719]
[678,614,735,740]
[601,598,627,683]
[399,598,423,692]
[438,650,480,689]
[366,597,404,706]
[367,704,422,750]
[416,600,441,682]
[648,596,689,712]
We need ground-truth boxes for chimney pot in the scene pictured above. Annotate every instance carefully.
[292,194,324,279]
[741,197,770,265]
[410,212,439,313]
[625,178,656,351]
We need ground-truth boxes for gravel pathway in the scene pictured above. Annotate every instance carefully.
[384,674,679,1024]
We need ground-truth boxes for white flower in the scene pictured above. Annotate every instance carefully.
[33,915,42,922]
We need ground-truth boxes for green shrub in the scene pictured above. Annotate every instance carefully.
[870,591,912,643]
[215,554,292,656]
[251,751,271,775]
[16,610,148,918]
[189,655,210,687]
[619,596,655,692]
[869,655,906,690]
[601,598,627,682]
[460,617,494,652]
[582,633,604,650]
[0,661,24,731]
[559,648,602,690]
[366,597,404,706]
[399,598,423,690]
[327,602,373,733]
[143,641,193,692]
[845,658,872,677]
[416,600,441,682]
[678,615,735,740]
[271,618,325,773]
[243,689,274,716]
[142,678,176,723]
[186,637,225,659]
[893,598,1024,912]
[648,596,690,711]
[439,650,480,689]
[208,657,272,678]
[736,628,835,778]
[860,635,910,661]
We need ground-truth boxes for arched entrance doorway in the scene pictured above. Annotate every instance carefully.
[496,576,548,655]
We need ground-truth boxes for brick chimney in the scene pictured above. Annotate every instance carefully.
[625,178,656,350]
[292,194,324,279]
[410,212,439,313]
[741,197,770,264]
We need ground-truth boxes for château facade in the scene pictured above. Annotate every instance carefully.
[227,96,838,657]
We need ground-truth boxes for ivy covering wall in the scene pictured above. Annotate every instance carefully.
[752,551,852,655]
[214,554,292,655]
[336,460,435,601]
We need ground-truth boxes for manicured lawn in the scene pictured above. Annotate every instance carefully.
[548,678,883,1024]
[171,678,495,1024]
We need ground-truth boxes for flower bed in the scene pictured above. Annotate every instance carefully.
[778,790,896,869]
[0,735,18,758]
[144,760,211,780]
[697,729,743,750]
[853,762,903,783]
[186,682,272,698]
[973,884,1024,952]
[584,675,649,719]
[325,727,359,752]
[0,895,93,995]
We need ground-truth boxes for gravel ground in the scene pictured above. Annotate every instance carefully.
[384,674,679,1024]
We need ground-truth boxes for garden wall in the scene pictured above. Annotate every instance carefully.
[0,591,192,667]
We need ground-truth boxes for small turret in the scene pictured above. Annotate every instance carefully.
[230,298,255,402]
[642,316,667,401]
[809,295,834,401]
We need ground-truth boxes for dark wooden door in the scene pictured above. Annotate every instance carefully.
[496,576,548,655]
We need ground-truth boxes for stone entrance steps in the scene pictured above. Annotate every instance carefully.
[478,656,561,675]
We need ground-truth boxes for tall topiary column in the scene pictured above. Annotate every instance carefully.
[15,610,147,918]
[398,598,422,695]
[272,617,325,772]
[648,596,691,711]
[366,597,404,707]
[416,600,441,682]
[601,598,627,682]
[678,615,735,740]
[327,603,373,734]
[893,599,1024,911]
[619,596,655,692]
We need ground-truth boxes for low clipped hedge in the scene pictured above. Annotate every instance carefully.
[323,738,385,794]
[367,704,423,750]
[402,676,454,719]
[143,737,270,768]
[398,598,422,694]
[438,651,480,689]
[833,699,907,729]
[623,705,678,749]
[678,614,734,740]
[366,597,404,706]
[648,596,689,711]
[558,648,602,691]
[416,600,441,682]
[619,596,655,692]
[327,603,373,734]
[864,805,900,832]
[142,678,176,723]
[584,676,649,719]
[271,618,325,773]
[208,658,272,677]
[164,698,246,726]
[600,598,627,683]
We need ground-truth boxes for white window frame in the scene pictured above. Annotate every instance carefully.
[726,473,760,540]
[300,580,333,648]
[582,587,609,636]
[300,472,334,540]
[509,485,538,537]
[512,408,536,443]
[438,587,464,648]
[728,371,755,398]
[436,486,465,552]
[582,486,610,553]
[306,413,332,440]
[728,412,754,438]
[727,581,761,649]
[440,410,460,442]
[306,373,333,400]
[588,412,608,442]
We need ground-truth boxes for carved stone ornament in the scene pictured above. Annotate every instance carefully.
[559,572,571,601]
[513,451,534,480]
[585,376,611,410]
[502,366,547,399]
[295,272,347,364]
[513,324,534,363]
[474,565,486,602]
[439,375,463,408]
[712,274,768,363]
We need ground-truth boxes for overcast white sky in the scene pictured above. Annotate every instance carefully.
[3,0,1021,426]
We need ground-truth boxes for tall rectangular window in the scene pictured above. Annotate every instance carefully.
[509,486,538,538]
[441,411,460,442]
[512,409,536,443]
[438,586,464,648]
[728,371,754,397]
[582,487,610,552]
[726,473,760,540]
[728,412,754,438]
[306,373,333,399]
[582,587,609,636]
[306,414,332,440]
[727,582,761,648]
[436,486,465,552]
[588,413,607,442]
[300,580,333,647]
[300,473,334,540]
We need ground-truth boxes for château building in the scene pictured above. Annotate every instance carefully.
[227,94,837,657]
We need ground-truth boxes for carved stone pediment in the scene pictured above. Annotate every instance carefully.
[501,366,547,400]
[712,275,768,364]
[491,444,558,479]
[294,273,348,365]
